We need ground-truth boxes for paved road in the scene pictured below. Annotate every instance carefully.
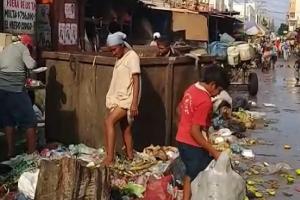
[245,56,300,199]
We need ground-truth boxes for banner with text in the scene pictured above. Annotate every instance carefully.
[3,0,36,34]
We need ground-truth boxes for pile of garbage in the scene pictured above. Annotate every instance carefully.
[110,145,182,199]
[210,97,300,199]
[1,98,300,199]
[0,144,184,200]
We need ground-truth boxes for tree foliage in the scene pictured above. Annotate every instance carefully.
[277,23,289,36]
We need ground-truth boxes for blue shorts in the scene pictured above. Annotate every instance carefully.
[0,89,36,129]
[178,142,213,181]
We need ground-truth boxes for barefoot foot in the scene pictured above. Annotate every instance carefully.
[101,156,114,167]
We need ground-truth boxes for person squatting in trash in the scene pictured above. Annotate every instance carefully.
[103,31,141,166]
[176,65,230,200]
[0,34,37,158]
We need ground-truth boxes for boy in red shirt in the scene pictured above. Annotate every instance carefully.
[176,65,230,200]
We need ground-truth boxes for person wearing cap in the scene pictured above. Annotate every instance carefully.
[150,32,161,46]
[0,34,37,158]
[103,32,141,166]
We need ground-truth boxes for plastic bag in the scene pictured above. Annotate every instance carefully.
[18,169,40,200]
[167,157,186,184]
[219,33,235,43]
[143,175,173,200]
[191,151,246,200]
[266,162,292,174]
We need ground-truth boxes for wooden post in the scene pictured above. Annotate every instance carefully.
[78,0,86,51]
[0,0,3,32]
[51,0,59,50]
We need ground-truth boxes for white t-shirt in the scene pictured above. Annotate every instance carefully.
[106,50,141,110]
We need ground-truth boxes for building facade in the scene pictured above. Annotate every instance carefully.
[232,1,256,22]
[209,0,233,12]
[288,0,300,31]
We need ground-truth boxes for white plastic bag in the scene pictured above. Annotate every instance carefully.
[191,151,246,200]
[18,169,40,200]
[219,33,235,43]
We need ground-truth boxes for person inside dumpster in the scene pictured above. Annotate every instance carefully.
[156,37,180,57]
[176,65,230,200]
[103,31,141,166]
[0,34,37,158]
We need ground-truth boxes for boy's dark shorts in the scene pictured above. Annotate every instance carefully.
[178,142,213,181]
[0,89,36,129]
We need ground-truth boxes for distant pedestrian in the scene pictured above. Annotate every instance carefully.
[282,41,290,63]
[271,42,278,69]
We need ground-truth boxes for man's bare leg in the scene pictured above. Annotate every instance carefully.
[26,128,36,154]
[4,126,15,158]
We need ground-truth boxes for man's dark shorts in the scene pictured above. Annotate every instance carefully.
[178,142,213,181]
[0,89,36,129]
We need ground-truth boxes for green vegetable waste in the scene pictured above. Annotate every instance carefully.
[122,183,146,198]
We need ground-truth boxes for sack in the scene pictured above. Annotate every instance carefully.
[35,157,110,200]
[191,151,246,200]
[143,175,173,200]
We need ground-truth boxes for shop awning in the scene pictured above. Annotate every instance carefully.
[245,21,266,36]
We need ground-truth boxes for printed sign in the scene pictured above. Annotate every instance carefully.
[70,24,77,45]
[64,3,75,19]
[58,23,77,45]
[3,0,36,34]
[37,24,51,48]
[37,4,51,49]
[58,23,66,44]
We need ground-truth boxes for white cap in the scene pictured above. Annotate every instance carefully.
[153,32,161,39]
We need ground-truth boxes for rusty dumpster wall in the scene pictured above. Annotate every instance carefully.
[44,52,200,150]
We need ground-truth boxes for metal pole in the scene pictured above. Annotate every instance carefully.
[208,0,210,42]
[244,0,246,24]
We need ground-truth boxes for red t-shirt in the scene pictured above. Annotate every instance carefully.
[176,83,212,147]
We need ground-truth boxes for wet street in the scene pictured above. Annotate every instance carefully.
[245,56,300,199]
